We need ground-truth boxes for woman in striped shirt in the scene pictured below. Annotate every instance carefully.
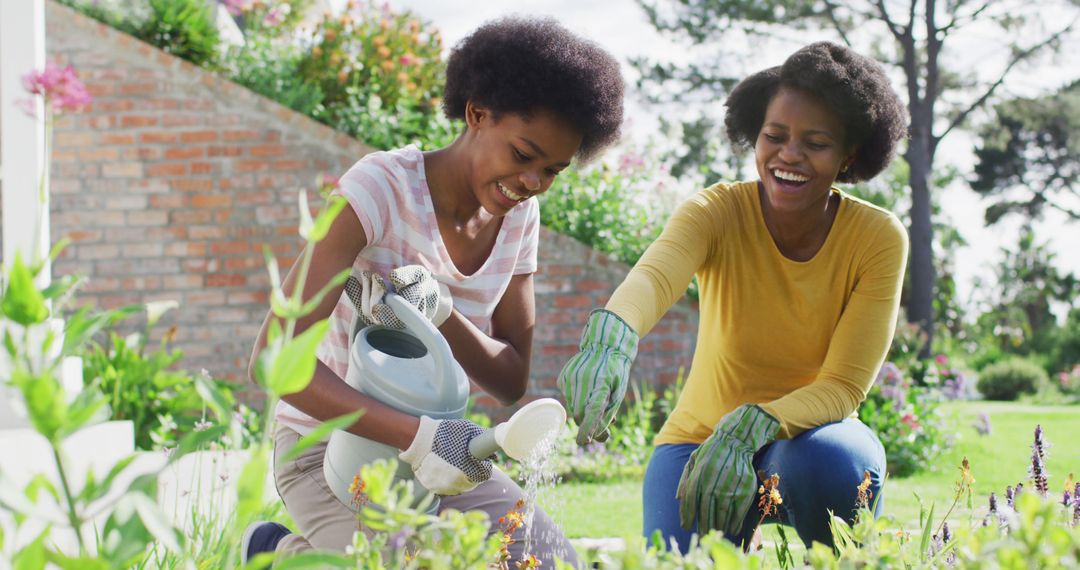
[244,16,625,567]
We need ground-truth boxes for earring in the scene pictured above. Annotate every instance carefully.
[841,164,850,173]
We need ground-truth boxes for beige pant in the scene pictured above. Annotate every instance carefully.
[272,425,579,568]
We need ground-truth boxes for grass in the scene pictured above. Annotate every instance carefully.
[540,400,1080,538]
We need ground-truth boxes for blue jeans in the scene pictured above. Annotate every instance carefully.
[642,419,885,552]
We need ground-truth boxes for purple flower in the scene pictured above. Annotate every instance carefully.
[1030,425,1049,497]
[21,62,92,114]
[973,412,992,436]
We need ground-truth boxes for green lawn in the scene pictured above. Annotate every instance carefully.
[541,401,1080,538]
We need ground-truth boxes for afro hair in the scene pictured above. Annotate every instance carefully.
[442,16,624,162]
[724,41,908,183]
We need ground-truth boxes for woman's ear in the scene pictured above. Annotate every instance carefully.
[464,100,491,129]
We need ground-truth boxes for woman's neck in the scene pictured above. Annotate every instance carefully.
[424,141,489,230]
[758,184,839,262]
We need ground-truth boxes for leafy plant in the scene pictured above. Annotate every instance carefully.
[131,0,221,67]
[222,36,326,117]
[81,307,260,450]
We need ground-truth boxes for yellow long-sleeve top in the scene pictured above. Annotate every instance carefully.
[607,181,908,443]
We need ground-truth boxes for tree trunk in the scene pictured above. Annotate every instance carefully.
[906,129,935,351]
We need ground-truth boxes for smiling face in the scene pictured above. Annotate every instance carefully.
[755,87,854,215]
[464,104,584,216]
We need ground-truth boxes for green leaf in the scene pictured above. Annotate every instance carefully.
[76,455,135,504]
[262,246,282,293]
[193,371,233,423]
[59,388,108,439]
[13,530,47,570]
[297,189,315,240]
[308,195,348,243]
[2,252,49,326]
[236,444,269,525]
[265,320,328,397]
[277,410,362,464]
[173,425,228,462]
[23,474,60,504]
[131,493,181,552]
[918,502,935,558]
[13,368,66,443]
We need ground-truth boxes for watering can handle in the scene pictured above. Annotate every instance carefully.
[384,294,457,403]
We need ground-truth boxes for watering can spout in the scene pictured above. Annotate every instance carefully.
[467,398,566,462]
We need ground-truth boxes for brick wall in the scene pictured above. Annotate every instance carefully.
[24,2,698,414]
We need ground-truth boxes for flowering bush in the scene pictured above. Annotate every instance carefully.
[540,144,690,274]
[1057,364,1080,401]
[296,1,456,149]
[859,362,949,477]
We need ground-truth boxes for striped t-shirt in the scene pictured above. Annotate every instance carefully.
[274,145,540,434]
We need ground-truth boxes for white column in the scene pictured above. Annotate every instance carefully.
[1,0,49,285]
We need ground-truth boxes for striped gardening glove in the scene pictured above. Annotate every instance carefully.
[676,405,781,536]
[557,309,639,446]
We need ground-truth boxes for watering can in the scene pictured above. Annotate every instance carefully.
[323,293,568,511]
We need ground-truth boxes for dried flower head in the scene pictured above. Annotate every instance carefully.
[856,470,874,510]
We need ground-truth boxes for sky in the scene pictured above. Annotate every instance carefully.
[330,0,1080,315]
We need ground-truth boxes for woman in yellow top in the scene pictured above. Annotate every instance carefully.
[558,41,909,552]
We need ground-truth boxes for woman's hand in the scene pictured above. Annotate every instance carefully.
[557,309,639,445]
[676,405,780,536]
[346,265,452,329]
[398,416,493,495]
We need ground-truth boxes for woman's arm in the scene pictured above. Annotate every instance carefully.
[759,214,909,439]
[247,206,419,450]
[605,189,717,334]
[439,273,535,406]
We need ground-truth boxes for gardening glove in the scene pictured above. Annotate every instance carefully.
[399,415,493,496]
[557,309,639,446]
[676,404,781,536]
[345,265,452,329]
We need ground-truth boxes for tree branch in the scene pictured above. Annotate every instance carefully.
[939,0,995,36]
[874,0,906,40]
[822,0,853,46]
[934,15,1080,153]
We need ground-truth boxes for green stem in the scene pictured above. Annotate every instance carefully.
[34,110,54,266]
[50,442,86,555]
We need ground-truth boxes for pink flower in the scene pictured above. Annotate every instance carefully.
[263,5,288,26]
[399,54,419,66]
[220,0,247,16]
[900,412,920,431]
[21,62,92,114]
[935,354,948,366]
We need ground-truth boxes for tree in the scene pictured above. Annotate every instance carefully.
[972,80,1080,224]
[634,0,1079,345]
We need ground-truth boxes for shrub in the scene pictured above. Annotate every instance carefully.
[977,357,1049,401]
[222,36,325,116]
[859,362,949,477]
[539,147,687,271]
[130,0,221,67]
[80,302,260,450]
